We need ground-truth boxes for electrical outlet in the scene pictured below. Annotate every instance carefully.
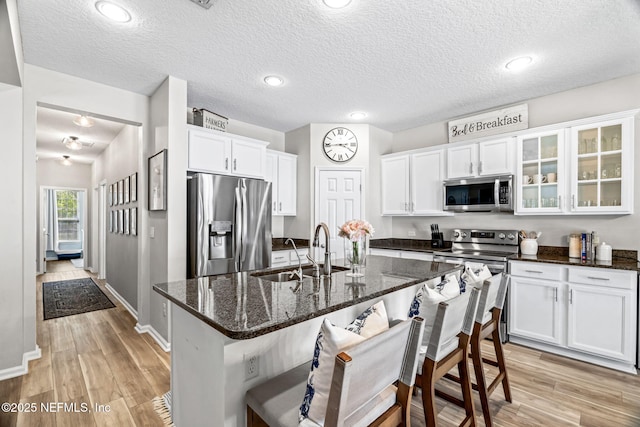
[162,303,167,317]
[408,229,417,237]
[245,353,259,380]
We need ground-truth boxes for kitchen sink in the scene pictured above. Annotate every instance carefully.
[252,265,349,282]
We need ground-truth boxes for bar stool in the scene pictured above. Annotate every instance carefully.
[415,287,481,427]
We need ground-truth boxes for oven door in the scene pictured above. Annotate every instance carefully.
[433,255,509,343]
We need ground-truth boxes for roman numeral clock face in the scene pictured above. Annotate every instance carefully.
[323,127,358,163]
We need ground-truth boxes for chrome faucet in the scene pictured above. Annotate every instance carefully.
[313,223,332,275]
[285,238,303,282]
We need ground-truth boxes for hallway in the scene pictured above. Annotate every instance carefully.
[0,261,170,426]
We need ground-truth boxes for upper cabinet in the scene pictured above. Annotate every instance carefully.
[187,125,268,179]
[446,137,515,179]
[569,117,633,214]
[516,114,634,215]
[381,148,451,216]
[265,150,297,216]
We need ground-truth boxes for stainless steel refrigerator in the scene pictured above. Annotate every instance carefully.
[187,173,272,278]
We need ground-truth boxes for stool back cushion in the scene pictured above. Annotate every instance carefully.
[299,301,389,425]
[408,274,460,343]
[460,262,492,291]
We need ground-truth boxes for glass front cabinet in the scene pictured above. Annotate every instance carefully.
[517,130,565,214]
[570,117,633,214]
[516,114,634,215]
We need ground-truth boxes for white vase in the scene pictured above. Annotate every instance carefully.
[520,238,538,256]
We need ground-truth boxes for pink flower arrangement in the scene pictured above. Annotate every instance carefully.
[338,219,375,241]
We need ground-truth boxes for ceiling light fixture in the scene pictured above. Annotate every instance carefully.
[62,155,72,166]
[95,1,132,23]
[349,111,367,120]
[73,115,95,128]
[264,75,284,87]
[323,0,352,8]
[505,56,533,71]
[63,136,83,151]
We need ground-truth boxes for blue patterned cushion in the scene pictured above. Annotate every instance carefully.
[408,274,460,345]
[299,301,389,425]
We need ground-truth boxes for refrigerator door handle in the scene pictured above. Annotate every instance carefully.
[234,185,243,270]
[240,180,249,264]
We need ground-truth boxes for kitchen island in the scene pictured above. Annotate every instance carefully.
[154,255,462,427]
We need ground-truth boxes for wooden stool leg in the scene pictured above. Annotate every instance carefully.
[492,327,512,403]
[458,355,477,427]
[422,360,439,427]
[471,331,492,427]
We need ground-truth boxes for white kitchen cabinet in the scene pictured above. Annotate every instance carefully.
[381,148,451,216]
[509,261,637,373]
[569,116,634,214]
[369,248,433,261]
[447,137,515,179]
[266,150,297,216]
[271,248,309,268]
[516,129,566,214]
[369,248,402,258]
[187,126,268,179]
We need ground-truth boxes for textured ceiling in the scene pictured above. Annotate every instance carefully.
[36,106,126,164]
[17,0,640,133]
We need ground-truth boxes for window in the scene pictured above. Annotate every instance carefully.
[56,190,80,241]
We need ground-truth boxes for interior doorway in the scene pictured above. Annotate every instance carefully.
[40,186,87,273]
[314,168,364,261]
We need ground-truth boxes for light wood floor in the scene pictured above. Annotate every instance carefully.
[0,261,171,427]
[2,261,640,426]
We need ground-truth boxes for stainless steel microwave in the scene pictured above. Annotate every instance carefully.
[443,175,513,212]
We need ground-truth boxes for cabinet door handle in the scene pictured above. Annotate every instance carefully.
[234,159,237,171]
[571,194,576,209]
[273,202,276,211]
[279,202,282,211]
[587,276,610,281]
[469,163,473,174]
[225,158,229,170]
[525,269,543,274]
[558,195,562,210]
[569,289,573,304]
[405,202,408,211]
[479,161,483,174]
[274,256,286,261]
[554,288,558,302]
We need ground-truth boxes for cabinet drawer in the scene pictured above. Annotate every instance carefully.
[370,248,401,258]
[271,252,290,265]
[568,267,635,290]
[290,248,308,262]
[510,261,563,281]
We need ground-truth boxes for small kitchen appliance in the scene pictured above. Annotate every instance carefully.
[443,175,513,212]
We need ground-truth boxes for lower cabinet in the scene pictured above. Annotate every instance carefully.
[271,248,309,268]
[509,261,637,372]
[369,248,434,261]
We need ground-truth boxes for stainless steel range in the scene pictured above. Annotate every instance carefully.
[433,228,520,342]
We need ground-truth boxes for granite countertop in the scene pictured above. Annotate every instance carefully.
[369,238,452,253]
[513,246,640,272]
[153,256,462,340]
[272,238,310,251]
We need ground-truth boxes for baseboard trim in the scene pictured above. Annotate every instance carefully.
[0,345,42,381]
[135,323,171,352]
[105,283,138,320]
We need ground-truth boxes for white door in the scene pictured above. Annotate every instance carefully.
[478,137,515,175]
[231,138,266,178]
[98,183,107,279]
[277,154,297,215]
[509,277,563,345]
[188,129,232,174]
[380,156,409,215]
[316,169,363,262]
[411,150,445,214]
[40,189,49,274]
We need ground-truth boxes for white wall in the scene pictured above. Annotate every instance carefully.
[390,73,640,250]
[92,125,140,308]
[36,159,93,272]
[0,84,25,372]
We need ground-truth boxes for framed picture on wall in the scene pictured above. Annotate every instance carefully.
[124,176,130,204]
[118,209,123,234]
[130,172,138,202]
[149,149,167,211]
[131,207,137,236]
[124,209,130,235]
[118,180,124,205]
[109,210,113,232]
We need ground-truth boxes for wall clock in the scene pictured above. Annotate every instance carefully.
[323,127,358,163]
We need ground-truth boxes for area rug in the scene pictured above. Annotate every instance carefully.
[42,277,115,320]
[152,391,174,426]
[70,258,84,268]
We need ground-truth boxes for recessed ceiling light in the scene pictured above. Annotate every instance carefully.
[264,75,284,87]
[62,155,72,166]
[505,56,533,71]
[323,0,352,8]
[95,1,132,23]
[349,111,367,120]
[73,115,95,128]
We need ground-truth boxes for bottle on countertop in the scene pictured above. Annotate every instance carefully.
[591,231,599,261]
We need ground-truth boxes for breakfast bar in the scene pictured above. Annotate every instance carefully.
[154,256,462,427]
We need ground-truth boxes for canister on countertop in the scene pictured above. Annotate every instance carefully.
[569,233,582,258]
[596,242,612,262]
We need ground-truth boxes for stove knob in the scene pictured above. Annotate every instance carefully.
[461,232,468,238]
[498,233,506,240]
[507,233,516,240]
[453,231,460,238]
